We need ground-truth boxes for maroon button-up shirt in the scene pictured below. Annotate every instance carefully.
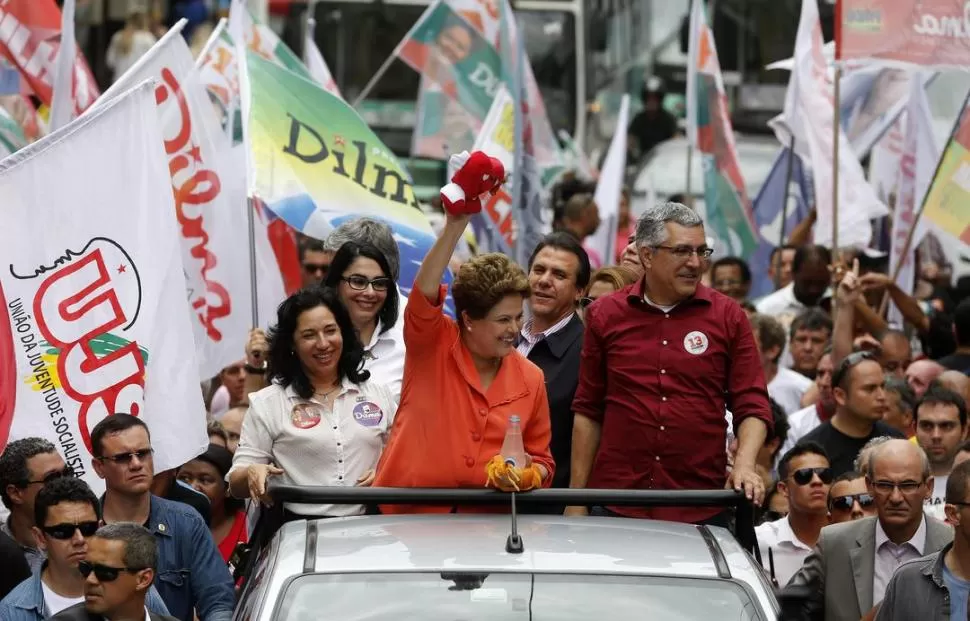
[572,279,772,522]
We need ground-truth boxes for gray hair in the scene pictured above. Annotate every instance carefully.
[94,523,158,571]
[634,202,703,248]
[854,436,895,474]
[323,217,400,280]
[866,439,931,482]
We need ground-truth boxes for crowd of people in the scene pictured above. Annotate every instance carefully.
[1,170,970,617]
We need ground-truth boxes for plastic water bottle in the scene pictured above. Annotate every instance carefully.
[500,415,527,468]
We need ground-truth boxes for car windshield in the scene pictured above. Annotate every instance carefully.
[639,141,779,199]
[275,572,763,620]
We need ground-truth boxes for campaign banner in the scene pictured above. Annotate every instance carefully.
[0,0,98,116]
[0,81,207,490]
[841,0,970,69]
[91,23,252,380]
[245,51,447,307]
[411,76,479,159]
[686,0,757,259]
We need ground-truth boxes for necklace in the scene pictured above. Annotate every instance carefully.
[313,385,340,402]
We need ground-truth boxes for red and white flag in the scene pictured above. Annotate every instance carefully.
[0,0,98,116]
[0,81,207,492]
[89,22,253,380]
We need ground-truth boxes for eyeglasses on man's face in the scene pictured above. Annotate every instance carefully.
[42,521,99,540]
[25,465,75,487]
[829,493,874,511]
[652,245,714,261]
[78,560,147,583]
[871,479,925,495]
[97,449,154,465]
[789,467,833,486]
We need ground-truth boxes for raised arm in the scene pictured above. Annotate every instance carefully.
[415,213,471,303]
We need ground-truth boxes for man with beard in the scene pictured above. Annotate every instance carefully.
[568,202,772,524]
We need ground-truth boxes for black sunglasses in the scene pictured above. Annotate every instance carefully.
[832,351,877,390]
[830,493,874,511]
[25,465,75,486]
[790,467,834,486]
[78,560,146,582]
[42,521,99,540]
[97,449,154,464]
[579,297,595,309]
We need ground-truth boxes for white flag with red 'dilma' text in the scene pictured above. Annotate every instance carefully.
[0,81,207,494]
[90,22,252,380]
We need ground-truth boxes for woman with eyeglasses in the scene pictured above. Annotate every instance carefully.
[323,241,405,401]
[228,287,397,518]
[373,207,555,512]
[578,266,639,321]
[178,444,247,563]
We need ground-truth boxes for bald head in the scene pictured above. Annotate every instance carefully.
[220,407,245,453]
[906,360,945,398]
[867,438,930,482]
[938,370,970,404]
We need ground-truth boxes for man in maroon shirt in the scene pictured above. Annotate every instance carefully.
[566,202,773,524]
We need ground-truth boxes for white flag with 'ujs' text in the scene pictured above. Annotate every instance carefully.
[0,81,207,494]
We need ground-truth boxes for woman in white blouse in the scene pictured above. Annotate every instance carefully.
[323,241,406,400]
[228,287,397,517]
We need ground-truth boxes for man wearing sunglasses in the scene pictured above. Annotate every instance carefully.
[756,443,833,586]
[91,415,234,621]
[784,439,952,621]
[0,477,169,620]
[0,437,72,572]
[828,470,877,524]
[48,523,178,621]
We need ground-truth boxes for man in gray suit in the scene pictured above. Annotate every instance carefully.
[783,439,953,621]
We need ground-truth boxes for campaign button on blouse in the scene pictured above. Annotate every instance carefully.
[353,401,384,427]
[290,403,322,429]
[683,330,709,355]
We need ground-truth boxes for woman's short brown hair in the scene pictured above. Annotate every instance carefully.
[453,253,530,324]
[585,266,639,296]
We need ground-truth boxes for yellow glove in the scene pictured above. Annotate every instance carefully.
[485,455,543,492]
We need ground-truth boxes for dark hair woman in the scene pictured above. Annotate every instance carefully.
[323,241,405,401]
[227,287,396,517]
[178,444,246,562]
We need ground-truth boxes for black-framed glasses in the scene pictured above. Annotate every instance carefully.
[42,521,99,540]
[832,351,877,390]
[579,297,595,309]
[652,245,714,260]
[97,449,154,465]
[78,560,146,582]
[790,467,834,486]
[830,493,874,511]
[342,275,392,292]
[872,480,924,495]
[25,465,75,486]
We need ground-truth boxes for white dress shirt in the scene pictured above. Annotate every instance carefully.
[768,368,813,415]
[755,516,815,587]
[362,317,406,404]
[516,312,573,357]
[755,283,831,369]
[230,379,397,517]
[777,404,824,470]
[873,516,927,605]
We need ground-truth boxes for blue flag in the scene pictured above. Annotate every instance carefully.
[749,148,813,299]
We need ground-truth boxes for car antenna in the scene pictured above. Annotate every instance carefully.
[768,547,779,589]
[505,491,524,554]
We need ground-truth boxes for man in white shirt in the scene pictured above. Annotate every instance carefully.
[783,439,952,621]
[914,386,968,521]
[750,313,813,415]
[756,443,832,586]
[756,244,832,332]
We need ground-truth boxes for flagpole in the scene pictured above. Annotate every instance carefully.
[351,0,443,108]
[685,143,694,208]
[775,137,796,290]
[831,65,841,262]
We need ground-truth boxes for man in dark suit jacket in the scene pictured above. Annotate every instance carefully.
[49,523,179,621]
[517,233,590,499]
[0,529,30,600]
